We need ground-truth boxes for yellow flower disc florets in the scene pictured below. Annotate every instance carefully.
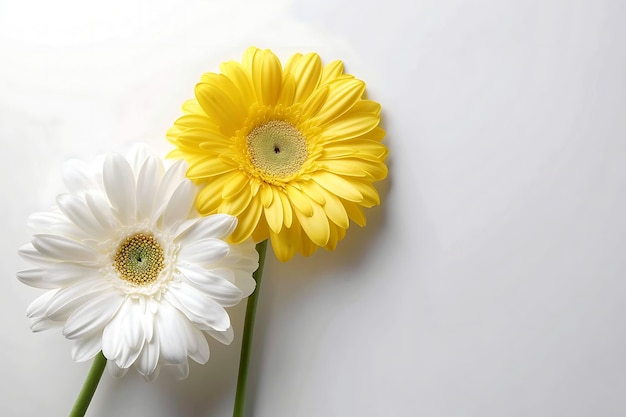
[113,233,164,286]
[246,120,308,179]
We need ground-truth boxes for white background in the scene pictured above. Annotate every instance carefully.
[2,0,626,416]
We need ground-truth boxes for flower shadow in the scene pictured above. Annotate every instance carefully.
[244,157,393,414]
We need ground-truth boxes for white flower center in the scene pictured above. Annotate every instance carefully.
[247,120,308,178]
[113,233,165,286]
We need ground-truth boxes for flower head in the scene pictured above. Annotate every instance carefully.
[168,46,388,261]
[17,145,258,380]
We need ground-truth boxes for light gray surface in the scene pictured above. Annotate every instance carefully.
[2,0,625,416]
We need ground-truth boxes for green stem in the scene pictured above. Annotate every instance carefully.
[69,351,107,417]
[233,239,268,417]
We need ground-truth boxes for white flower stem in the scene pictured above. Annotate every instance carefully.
[69,351,107,417]
[233,239,268,417]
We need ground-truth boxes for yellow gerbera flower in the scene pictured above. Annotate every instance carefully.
[167,46,388,261]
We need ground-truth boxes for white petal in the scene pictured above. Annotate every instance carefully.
[141,303,155,342]
[43,263,102,287]
[126,143,154,174]
[213,240,259,272]
[107,360,129,378]
[32,233,100,265]
[43,279,110,321]
[102,299,145,369]
[20,263,101,289]
[178,265,244,307]
[63,292,124,339]
[18,243,54,267]
[232,269,257,299]
[27,211,66,232]
[170,361,189,380]
[56,194,107,238]
[72,334,102,362]
[17,268,49,289]
[85,192,118,230]
[27,211,81,236]
[62,159,97,193]
[119,302,145,367]
[152,160,187,220]
[177,238,229,265]
[155,302,188,365]
[168,218,198,239]
[187,326,210,364]
[165,284,230,331]
[175,214,238,242]
[205,267,235,284]
[136,155,163,221]
[162,179,196,232]
[103,153,136,223]
[136,332,160,378]
[141,365,160,382]
[26,290,58,318]
[30,317,64,332]
[206,326,234,345]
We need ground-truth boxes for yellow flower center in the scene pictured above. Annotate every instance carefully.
[113,233,164,286]
[246,120,308,178]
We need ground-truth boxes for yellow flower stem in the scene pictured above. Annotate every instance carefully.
[233,239,268,417]
[69,351,107,417]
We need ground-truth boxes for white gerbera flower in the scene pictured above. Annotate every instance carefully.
[17,145,258,380]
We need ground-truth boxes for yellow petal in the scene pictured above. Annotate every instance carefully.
[299,231,318,257]
[301,85,329,119]
[286,185,313,217]
[187,156,236,179]
[323,140,388,162]
[173,113,214,130]
[278,189,293,228]
[197,137,234,154]
[284,52,302,74]
[222,172,250,199]
[219,184,253,216]
[195,75,248,135]
[324,223,341,251]
[321,112,380,142]
[264,189,283,234]
[251,214,269,242]
[251,48,282,106]
[278,74,296,106]
[350,181,381,207]
[294,200,330,247]
[350,99,381,115]
[314,79,365,125]
[181,98,204,114]
[220,60,257,103]
[178,128,231,150]
[230,196,263,243]
[196,173,239,214]
[312,171,363,202]
[320,190,349,229]
[287,52,322,103]
[360,159,388,181]
[342,200,367,227]
[242,46,260,69]
[319,159,368,177]
[361,126,386,142]
[328,224,347,251]
[260,184,273,207]
[320,60,344,84]
[270,222,301,262]
[322,158,388,180]
[299,180,326,205]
